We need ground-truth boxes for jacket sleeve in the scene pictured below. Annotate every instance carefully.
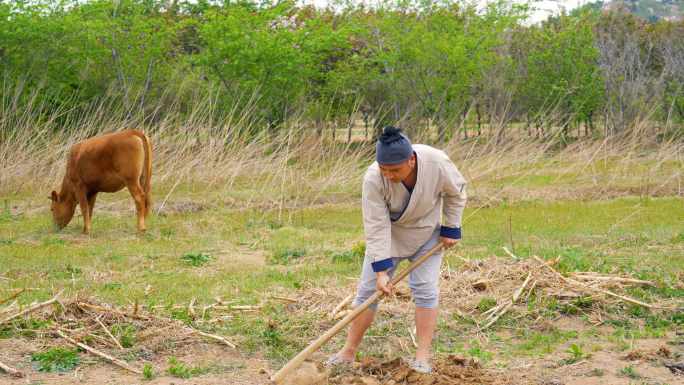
[439,157,467,239]
[362,172,393,272]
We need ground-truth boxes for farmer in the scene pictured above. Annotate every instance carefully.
[325,125,467,373]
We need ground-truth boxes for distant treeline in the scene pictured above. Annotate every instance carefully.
[1,0,684,142]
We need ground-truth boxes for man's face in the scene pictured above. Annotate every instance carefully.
[378,155,415,183]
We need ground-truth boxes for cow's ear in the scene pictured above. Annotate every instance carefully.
[50,190,59,202]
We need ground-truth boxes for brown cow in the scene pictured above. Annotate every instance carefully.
[48,130,153,235]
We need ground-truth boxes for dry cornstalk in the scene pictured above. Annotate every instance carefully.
[502,246,518,260]
[78,302,150,320]
[332,309,352,321]
[524,280,538,300]
[329,293,354,320]
[471,279,489,290]
[533,255,570,283]
[222,305,261,311]
[0,288,25,304]
[133,299,139,315]
[184,328,236,348]
[96,318,124,350]
[571,275,654,286]
[601,290,658,309]
[1,297,58,324]
[482,303,505,319]
[1,300,18,315]
[55,329,142,374]
[408,327,418,348]
[272,296,299,303]
[480,273,532,330]
[0,360,23,377]
[188,298,196,319]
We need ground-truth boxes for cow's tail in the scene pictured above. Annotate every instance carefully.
[142,133,153,218]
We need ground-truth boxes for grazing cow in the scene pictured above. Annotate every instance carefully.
[48,130,153,235]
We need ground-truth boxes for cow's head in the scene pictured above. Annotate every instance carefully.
[48,190,76,230]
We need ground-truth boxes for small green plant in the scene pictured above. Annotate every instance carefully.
[0,237,14,245]
[102,283,124,290]
[467,345,493,362]
[262,328,284,346]
[267,220,283,229]
[671,232,684,244]
[166,357,204,378]
[351,240,366,257]
[1,199,12,220]
[476,297,497,313]
[142,363,154,380]
[110,324,136,348]
[587,368,604,376]
[30,348,80,372]
[51,264,83,279]
[617,365,643,379]
[181,252,210,267]
[42,236,67,246]
[332,252,361,263]
[245,219,255,228]
[565,343,593,361]
[267,249,306,265]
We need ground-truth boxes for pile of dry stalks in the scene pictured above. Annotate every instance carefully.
[0,292,258,377]
[291,251,669,333]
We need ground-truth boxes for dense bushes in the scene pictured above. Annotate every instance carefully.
[1,0,683,141]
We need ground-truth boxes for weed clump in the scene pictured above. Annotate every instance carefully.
[181,252,210,267]
[268,249,306,265]
[166,357,204,378]
[30,348,79,372]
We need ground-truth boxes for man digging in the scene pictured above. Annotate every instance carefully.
[325,126,467,374]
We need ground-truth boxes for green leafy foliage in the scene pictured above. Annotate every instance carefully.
[110,324,136,348]
[30,348,79,372]
[181,252,211,267]
[476,297,497,313]
[564,343,594,361]
[616,365,643,379]
[142,363,155,380]
[351,241,366,258]
[166,357,204,378]
[332,252,361,263]
[267,249,306,265]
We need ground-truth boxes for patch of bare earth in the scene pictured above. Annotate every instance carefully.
[324,355,510,385]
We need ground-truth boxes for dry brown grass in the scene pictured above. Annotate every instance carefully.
[2,86,683,216]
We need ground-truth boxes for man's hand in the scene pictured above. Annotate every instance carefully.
[376,270,394,296]
[440,236,460,251]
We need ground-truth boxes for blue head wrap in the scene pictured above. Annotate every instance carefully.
[376,126,413,165]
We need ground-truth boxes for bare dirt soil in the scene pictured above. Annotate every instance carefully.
[325,355,508,385]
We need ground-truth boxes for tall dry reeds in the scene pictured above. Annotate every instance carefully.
[1,80,683,219]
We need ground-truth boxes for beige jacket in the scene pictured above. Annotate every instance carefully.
[362,144,467,272]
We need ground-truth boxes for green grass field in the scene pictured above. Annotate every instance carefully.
[2,194,683,375]
[3,196,682,307]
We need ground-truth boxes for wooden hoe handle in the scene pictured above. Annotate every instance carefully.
[270,241,445,384]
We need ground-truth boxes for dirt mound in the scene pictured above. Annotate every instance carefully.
[327,355,508,385]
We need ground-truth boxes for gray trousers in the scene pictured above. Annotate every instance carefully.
[355,229,443,310]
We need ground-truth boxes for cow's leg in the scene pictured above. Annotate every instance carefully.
[124,179,147,234]
[73,188,91,235]
[87,193,98,220]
